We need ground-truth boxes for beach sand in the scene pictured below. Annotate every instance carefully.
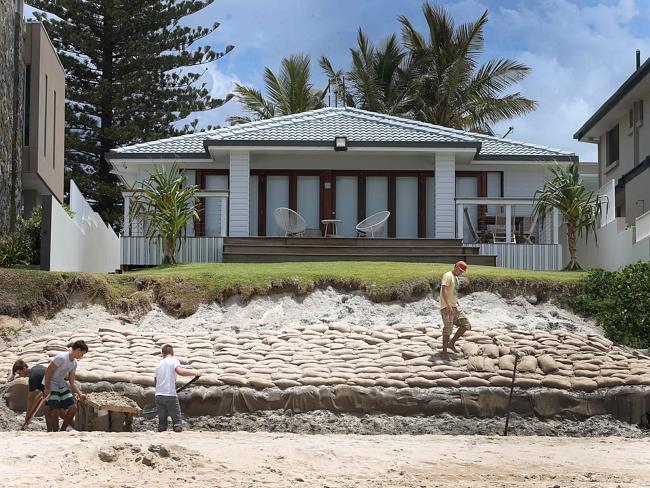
[1,431,648,487]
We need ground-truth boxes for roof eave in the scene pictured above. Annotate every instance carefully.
[473,154,578,162]
[106,151,209,161]
[574,58,650,141]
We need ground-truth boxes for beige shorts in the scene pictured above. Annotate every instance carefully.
[440,307,471,336]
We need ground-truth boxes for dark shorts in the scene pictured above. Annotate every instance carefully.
[46,387,75,410]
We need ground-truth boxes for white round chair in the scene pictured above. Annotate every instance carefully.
[356,211,390,237]
[273,207,307,237]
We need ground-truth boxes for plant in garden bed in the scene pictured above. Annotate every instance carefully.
[534,162,604,271]
[129,164,199,265]
[560,262,650,348]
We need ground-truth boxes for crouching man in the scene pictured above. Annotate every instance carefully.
[11,359,51,430]
[43,340,88,431]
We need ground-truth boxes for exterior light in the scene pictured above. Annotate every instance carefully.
[334,136,347,151]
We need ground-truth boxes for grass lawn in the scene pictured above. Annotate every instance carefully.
[124,262,583,288]
[0,262,584,318]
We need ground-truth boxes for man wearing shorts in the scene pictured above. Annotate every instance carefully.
[439,261,472,358]
[42,340,88,431]
[11,359,52,430]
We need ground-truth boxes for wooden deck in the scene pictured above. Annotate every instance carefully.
[223,237,496,265]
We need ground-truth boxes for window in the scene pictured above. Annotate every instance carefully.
[629,108,634,129]
[23,65,30,146]
[44,75,48,157]
[638,100,644,123]
[606,124,619,166]
[53,90,57,168]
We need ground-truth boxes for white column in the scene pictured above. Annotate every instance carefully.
[505,204,512,243]
[435,152,456,238]
[456,203,464,239]
[552,207,560,245]
[122,193,130,237]
[229,150,250,237]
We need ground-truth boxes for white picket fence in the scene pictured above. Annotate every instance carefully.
[121,236,223,266]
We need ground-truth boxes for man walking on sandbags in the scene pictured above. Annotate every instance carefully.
[43,340,89,431]
[439,261,472,359]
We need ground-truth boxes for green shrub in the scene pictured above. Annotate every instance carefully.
[561,262,650,348]
[0,208,42,267]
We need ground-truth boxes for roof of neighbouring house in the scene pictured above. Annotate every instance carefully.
[574,57,650,141]
[108,107,577,161]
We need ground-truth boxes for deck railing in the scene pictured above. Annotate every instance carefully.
[120,236,223,266]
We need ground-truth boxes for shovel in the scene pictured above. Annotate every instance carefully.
[142,376,201,419]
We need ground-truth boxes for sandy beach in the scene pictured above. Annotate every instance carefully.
[2,431,649,487]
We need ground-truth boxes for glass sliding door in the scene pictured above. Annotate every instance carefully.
[366,176,388,237]
[456,176,478,243]
[266,176,289,236]
[426,176,435,237]
[335,176,357,236]
[396,177,418,237]
[204,174,228,236]
[249,175,259,236]
[297,176,320,231]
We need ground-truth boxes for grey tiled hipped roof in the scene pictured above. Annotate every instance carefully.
[109,107,576,160]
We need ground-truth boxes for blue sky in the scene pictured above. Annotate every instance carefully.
[28,0,650,161]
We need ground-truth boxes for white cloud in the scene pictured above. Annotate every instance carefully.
[490,0,650,161]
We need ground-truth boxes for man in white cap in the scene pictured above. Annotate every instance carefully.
[439,261,472,358]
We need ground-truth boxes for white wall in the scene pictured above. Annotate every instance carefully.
[564,217,650,271]
[48,181,120,273]
[435,152,455,238]
[229,151,249,237]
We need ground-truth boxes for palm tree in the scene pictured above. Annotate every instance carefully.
[130,164,198,265]
[533,163,604,271]
[399,3,537,134]
[319,29,415,115]
[228,54,326,124]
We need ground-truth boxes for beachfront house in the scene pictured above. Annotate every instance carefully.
[572,52,650,270]
[108,107,575,269]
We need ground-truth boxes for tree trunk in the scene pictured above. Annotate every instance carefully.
[564,218,582,271]
[162,235,176,265]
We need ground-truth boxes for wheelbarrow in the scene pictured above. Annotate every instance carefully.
[141,376,201,419]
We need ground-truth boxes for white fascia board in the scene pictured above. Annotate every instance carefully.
[209,145,477,154]
[470,159,574,165]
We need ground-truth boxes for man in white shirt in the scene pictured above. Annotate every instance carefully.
[154,344,202,432]
[439,261,472,358]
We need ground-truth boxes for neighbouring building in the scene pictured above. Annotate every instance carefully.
[575,52,650,225]
[0,1,65,237]
[109,107,575,270]
[21,20,66,215]
[572,52,650,270]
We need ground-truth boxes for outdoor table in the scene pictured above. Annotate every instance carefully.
[321,219,342,237]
